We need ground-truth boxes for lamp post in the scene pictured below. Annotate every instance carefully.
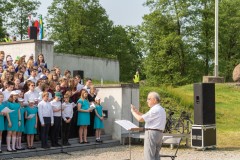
[214,0,218,77]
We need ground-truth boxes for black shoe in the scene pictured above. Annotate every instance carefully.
[55,143,61,147]
[79,141,84,144]
[31,146,36,149]
[84,141,90,144]
[66,142,71,146]
[7,149,12,152]
[0,150,2,153]
[12,149,17,152]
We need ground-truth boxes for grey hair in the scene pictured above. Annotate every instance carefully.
[148,92,160,102]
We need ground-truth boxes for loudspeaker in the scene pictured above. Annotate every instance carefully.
[194,83,215,125]
[30,26,37,39]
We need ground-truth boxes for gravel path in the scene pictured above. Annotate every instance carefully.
[17,145,240,160]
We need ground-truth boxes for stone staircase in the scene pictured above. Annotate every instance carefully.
[0,135,120,159]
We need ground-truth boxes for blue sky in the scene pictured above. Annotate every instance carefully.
[38,0,149,26]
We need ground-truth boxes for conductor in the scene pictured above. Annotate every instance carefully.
[131,92,166,160]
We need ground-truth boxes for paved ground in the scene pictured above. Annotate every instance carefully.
[18,145,240,160]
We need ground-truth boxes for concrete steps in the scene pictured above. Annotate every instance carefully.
[0,135,120,159]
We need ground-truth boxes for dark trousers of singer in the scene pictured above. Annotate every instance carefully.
[51,116,61,146]
[62,118,71,145]
[41,117,51,148]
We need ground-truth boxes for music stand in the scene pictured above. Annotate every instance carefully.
[115,120,141,160]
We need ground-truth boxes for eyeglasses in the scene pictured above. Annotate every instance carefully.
[147,98,151,101]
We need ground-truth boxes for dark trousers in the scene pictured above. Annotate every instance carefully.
[41,117,51,147]
[88,111,95,136]
[62,118,71,144]
[51,116,61,145]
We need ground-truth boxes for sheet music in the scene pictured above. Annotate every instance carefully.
[1,107,14,113]
[115,120,139,131]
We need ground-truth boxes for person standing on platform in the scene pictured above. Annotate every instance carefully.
[0,92,11,153]
[25,99,38,149]
[62,94,74,146]
[87,85,96,136]
[131,92,166,160]
[94,97,104,143]
[6,91,21,152]
[16,98,25,150]
[77,89,92,144]
[38,92,53,149]
[50,92,62,147]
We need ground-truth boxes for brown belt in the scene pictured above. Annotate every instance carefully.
[145,128,163,132]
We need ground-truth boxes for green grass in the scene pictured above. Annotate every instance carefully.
[139,83,240,148]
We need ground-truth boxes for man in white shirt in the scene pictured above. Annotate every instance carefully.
[50,92,62,147]
[38,92,54,149]
[131,92,166,160]
[24,82,39,106]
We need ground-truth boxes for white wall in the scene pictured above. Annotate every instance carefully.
[54,53,119,82]
[96,84,139,140]
[0,40,119,82]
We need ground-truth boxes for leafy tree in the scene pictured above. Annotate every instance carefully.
[6,0,40,40]
[47,0,113,56]
[218,0,240,81]
[142,0,201,85]
[47,0,142,82]
[0,0,13,40]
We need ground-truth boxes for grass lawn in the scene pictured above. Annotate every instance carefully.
[140,83,240,148]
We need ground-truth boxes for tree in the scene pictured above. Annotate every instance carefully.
[6,0,40,40]
[0,0,13,40]
[47,0,113,56]
[142,0,201,85]
[218,0,240,81]
[47,0,142,82]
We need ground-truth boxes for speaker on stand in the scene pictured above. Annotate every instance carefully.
[191,83,216,150]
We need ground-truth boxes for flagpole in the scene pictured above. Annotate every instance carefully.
[214,0,218,77]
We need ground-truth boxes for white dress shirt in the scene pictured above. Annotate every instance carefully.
[3,89,11,101]
[62,102,74,121]
[50,100,62,117]
[24,90,39,106]
[38,100,54,125]
[38,92,52,101]
[142,104,166,131]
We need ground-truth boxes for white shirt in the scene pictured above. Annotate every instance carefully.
[38,100,54,125]
[62,102,74,121]
[77,83,84,91]
[27,76,39,84]
[50,100,62,117]
[142,104,166,131]
[24,90,39,106]
[2,89,11,101]
[83,85,90,93]
[38,92,52,101]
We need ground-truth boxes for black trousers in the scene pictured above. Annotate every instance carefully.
[41,117,51,147]
[62,118,71,144]
[51,116,61,145]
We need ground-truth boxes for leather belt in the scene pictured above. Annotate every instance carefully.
[145,128,163,132]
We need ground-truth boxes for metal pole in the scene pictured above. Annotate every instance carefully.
[214,0,219,77]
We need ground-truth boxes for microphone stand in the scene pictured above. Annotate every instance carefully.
[60,96,71,155]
